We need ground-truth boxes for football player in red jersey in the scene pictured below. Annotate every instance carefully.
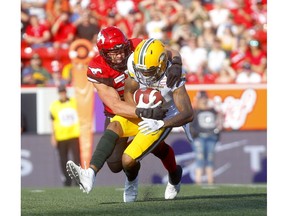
[67,26,184,201]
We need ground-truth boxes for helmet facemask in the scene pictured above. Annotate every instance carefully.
[133,53,167,86]
[100,43,131,72]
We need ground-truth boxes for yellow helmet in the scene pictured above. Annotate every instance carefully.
[133,38,168,86]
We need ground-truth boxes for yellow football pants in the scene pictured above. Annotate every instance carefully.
[111,115,170,161]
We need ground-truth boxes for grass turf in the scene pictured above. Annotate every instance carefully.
[21,184,266,216]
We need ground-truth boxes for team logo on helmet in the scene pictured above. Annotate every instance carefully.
[97,32,105,45]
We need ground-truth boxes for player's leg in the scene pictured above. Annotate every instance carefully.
[152,141,177,174]
[66,120,124,193]
[109,117,142,203]
[57,140,72,186]
[152,141,183,199]
[122,127,172,202]
[193,137,205,185]
[101,116,129,173]
[106,137,129,173]
[205,136,217,184]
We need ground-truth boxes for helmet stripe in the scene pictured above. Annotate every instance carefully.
[138,38,155,66]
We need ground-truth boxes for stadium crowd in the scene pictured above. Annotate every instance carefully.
[21,0,267,86]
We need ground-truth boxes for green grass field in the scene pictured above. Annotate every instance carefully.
[21,184,267,216]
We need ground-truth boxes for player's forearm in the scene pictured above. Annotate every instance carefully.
[163,112,194,128]
[109,101,138,119]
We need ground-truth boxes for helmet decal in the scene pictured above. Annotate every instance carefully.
[137,38,154,66]
[97,32,105,45]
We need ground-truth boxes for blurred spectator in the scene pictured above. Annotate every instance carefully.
[186,62,217,84]
[23,15,52,49]
[21,0,47,23]
[235,61,262,84]
[115,0,137,17]
[161,0,184,31]
[229,0,253,29]
[178,0,193,8]
[245,39,267,75]
[51,12,77,49]
[46,0,70,24]
[145,8,168,40]
[125,9,145,38]
[190,90,223,185]
[190,17,205,38]
[185,0,208,23]
[21,53,52,86]
[68,0,85,24]
[139,1,169,40]
[214,59,236,84]
[251,0,267,26]
[202,0,214,11]
[70,0,90,9]
[20,0,267,85]
[200,21,216,51]
[89,0,117,27]
[47,60,68,86]
[61,62,73,85]
[216,13,238,38]
[21,6,30,39]
[208,0,231,29]
[74,10,100,44]
[100,11,129,35]
[262,68,267,83]
[229,37,249,72]
[180,37,207,74]
[217,25,237,57]
[49,84,81,186]
[207,38,227,74]
[171,12,193,47]
[248,22,267,54]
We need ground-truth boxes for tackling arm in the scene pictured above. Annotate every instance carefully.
[123,76,139,105]
[93,82,138,119]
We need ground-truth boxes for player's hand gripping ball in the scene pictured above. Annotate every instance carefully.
[133,88,163,108]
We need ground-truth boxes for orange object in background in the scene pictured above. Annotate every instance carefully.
[69,39,96,167]
[186,84,267,130]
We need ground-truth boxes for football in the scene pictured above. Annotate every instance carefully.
[133,87,163,106]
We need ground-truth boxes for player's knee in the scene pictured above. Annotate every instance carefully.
[152,142,169,159]
[106,161,123,173]
[122,153,136,170]
[106,121,123,136]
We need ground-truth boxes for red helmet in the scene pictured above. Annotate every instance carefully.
[96,26,131,72]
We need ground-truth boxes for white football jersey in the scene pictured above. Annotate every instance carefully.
[127,53,186,120]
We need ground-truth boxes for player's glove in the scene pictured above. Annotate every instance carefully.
[135,107,168,120]
[136,93,162,108]
[138,118,164,135]
[166,56,182,88]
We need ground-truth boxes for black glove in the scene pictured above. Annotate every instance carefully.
[136,107,168,120]
[166,56,182,88]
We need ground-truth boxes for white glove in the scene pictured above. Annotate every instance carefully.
[138,118,164,135]
[136,91,162,108]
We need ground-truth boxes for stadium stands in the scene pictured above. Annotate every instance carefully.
[21,0,267,86]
